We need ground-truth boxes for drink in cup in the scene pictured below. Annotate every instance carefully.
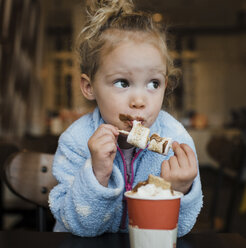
[124,175,183,248]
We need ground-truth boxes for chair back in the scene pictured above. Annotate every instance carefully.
[207,130,245,170]
[0,142,19,166]
[0,142,20,229]
[3,151,57,208]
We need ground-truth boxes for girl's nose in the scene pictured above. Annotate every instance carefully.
[129,95,146,109]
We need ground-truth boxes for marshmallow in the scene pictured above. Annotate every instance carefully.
[127,120,150,149]
[120,121,172,155]
[148,133,172,155]
[132,174,172,194]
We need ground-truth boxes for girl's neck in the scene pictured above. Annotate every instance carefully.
[117,135,134,149]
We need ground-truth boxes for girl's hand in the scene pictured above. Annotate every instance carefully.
[161,142,198,194]
[88,124,119,187]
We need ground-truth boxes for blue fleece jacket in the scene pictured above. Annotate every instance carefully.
[49,107,203,237]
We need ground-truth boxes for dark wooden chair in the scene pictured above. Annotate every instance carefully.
[0,142,20,229]
[1,151,57,231]
[207,130,245,232]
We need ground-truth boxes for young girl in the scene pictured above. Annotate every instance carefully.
[49,0,203,237]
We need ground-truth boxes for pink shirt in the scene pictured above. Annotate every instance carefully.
[121,147,135,183]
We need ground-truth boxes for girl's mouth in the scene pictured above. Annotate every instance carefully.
[119,114,145,127]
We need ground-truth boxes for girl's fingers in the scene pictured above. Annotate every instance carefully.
[91,125,118,144]
[162,143,198,193]
[172,141,183,156]
[93,124,119,139]
[172,142,189,168]
[161,160,170,178]
[101,133,118,145]
[91,134,118,151]
[180,143,197,168]
[162,158,179,181]
[101,124,119,136]
[162,155,181,176]
[169,155,180,170]
[102,141,117,154]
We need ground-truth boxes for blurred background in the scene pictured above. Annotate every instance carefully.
[0,0,246,237]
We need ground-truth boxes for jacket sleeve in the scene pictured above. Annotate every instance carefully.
[178,172,203,237]
[48,132,125,237]
[174,131,203,237]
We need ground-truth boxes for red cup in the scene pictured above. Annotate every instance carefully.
[125,191,183,248]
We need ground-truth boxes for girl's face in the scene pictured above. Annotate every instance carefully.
[89,40,167,131]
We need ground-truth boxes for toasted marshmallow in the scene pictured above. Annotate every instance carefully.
[127,120,150,149]
[148,133,172,155]
[131,174,172,194]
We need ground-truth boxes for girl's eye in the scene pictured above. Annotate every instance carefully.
[147,80,160,90]
[114,79,129,88]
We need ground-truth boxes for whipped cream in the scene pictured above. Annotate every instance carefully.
[127,184,182,200]
[134,184,174,198]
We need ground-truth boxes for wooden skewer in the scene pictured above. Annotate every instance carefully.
[119,127,173,156]
[119,130,151,141]
[119,130,130,135]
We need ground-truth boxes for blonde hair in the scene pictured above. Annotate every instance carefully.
[76,0,180,106]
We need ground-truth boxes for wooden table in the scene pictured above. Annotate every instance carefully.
[0,231,246,248]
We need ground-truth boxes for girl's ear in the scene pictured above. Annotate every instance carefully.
[80,74,95,100]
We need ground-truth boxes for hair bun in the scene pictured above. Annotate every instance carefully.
[83,0,134,41]
[87,0,134,16]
